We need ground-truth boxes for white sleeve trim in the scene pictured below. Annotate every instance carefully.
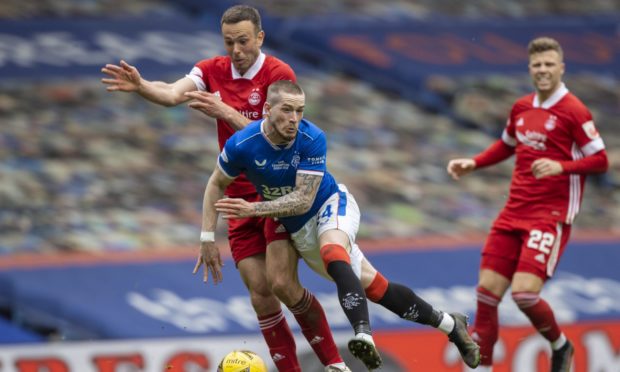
[581,138,605,157]
[501,129,517,147]
[216,161,237,179]
[297,169,324,176]
[186,66,206,91]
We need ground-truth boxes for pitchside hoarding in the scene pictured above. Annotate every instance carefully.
[0,239,618,371]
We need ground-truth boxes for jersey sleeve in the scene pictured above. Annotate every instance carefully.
[297,132,327,176]
[569,104,605,156]
[186,59,211,92]
[501,105,520,147]
[217,137,243,179]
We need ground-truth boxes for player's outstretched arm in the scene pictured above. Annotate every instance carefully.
[447,158,477,180]
[216,172,323,219]
[101,60,196,107]
[193,167,234,284]
[185,91,252,130]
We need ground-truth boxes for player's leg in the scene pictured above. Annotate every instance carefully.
[229,213,301,371]
[359,257,480,368]
[264,218,346,369]
[512,221,573,372]
[473,218,522,369]
[314,185,381,370]
[319,228,381,370]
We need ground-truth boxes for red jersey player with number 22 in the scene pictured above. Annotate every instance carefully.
[447,37,608,372]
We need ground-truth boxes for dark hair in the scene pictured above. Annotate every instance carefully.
[267,80,304,105]
[528,37,563,60]
[220,5,262,34]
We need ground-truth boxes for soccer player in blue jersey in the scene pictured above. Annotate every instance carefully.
[194,80,481,370]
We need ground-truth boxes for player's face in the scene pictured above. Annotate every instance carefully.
[265,93,305,143]
[529,50,564,99]
[222,20,264,75]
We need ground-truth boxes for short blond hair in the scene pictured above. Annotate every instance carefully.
[267,80,304,105]
[528,37,563,60]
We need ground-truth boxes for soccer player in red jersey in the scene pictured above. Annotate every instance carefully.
[447,37,609,372]
[101,5,347,371]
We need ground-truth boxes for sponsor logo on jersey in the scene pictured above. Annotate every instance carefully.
[248,88,262,106]
[261,185,294,200]
[306,156,326,165]
[582,121,600,140]
[272,160,290,170]
[516,130,547,151]
[254,158,267,167]
[544,114,557,131]
[238,109,260,120]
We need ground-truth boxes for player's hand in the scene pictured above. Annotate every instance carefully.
[447,158,476,180]
[192,241,224,284]
[101,60,142,92]
[185,91,231,120]
[214,198,255,219]
[531,158,563,179]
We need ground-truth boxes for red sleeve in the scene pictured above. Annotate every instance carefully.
[269,58,296,83]
[473,139,515,169]
[559,149,608,174]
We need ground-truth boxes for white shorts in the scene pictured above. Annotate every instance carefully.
[291,184,365,281]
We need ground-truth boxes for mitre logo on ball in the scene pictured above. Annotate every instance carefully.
[218,350,267,372]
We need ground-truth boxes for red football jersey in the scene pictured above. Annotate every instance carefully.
[500,83,605,224]
[187,52,296,196]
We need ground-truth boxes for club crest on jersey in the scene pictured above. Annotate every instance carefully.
[544,115,557,131]
[248,88,262,106]
[582,121,600,140]
[291,154,300,169]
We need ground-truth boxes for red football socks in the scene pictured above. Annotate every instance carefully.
[258,310,301,371]
[290,289,343,366]
[473,286,502,366]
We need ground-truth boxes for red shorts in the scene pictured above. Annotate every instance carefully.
[481,212,572,280]
[227,193,289,265]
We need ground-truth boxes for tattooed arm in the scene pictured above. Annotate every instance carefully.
[214,171,323,219]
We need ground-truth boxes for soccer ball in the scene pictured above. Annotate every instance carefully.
[217,350,268,372]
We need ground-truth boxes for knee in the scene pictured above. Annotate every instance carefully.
[511,291,540,310]
[247,280,280,315]
[268,272,303,307]
[478,270,510,297]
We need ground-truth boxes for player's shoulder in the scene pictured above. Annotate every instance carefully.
[195,55,230,72]
[263,55,296,79]
[298,119,325,141]
[511,93,535,113]
[558,91,589,112]
[229,120,263,146]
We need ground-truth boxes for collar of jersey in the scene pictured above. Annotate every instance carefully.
[533,82,569,109]
[232,51,266,80]
[261,119,295,150]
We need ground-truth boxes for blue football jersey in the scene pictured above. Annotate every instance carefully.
[218,119,339,233]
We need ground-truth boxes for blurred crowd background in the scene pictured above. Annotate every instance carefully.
[1,0,619,18]
[0,0,618,254]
